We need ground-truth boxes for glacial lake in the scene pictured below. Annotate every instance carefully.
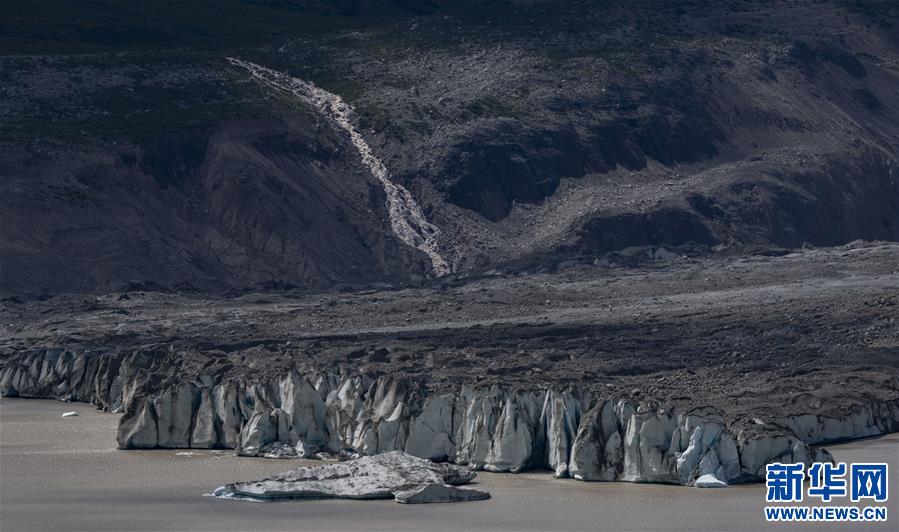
[1,398,895,531]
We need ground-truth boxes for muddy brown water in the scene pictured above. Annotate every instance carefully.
[1,398,896,531]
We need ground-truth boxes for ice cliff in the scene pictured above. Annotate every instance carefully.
[2,348,897,487]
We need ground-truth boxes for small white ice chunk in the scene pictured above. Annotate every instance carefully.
[62,411,79,417]
[695,474,728,488]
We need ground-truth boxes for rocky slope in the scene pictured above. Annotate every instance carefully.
[2,0,899,294]
[0,54,429,293]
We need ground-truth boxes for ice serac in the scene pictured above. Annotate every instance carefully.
[117,400,158,448]
[0,348,150,409]
[541,389,588,478]
[276,370,330,456]
[405,394,456,461]
[227,57,451,277]
[153,383,199,448]
[3,349,899,486]
[569,401,624,481]
[483,390,542,473]
[213,451,484,503]
[190,387,217,448]
[350,376,411,456]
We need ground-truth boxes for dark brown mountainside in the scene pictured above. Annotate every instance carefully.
[1,0,898,294]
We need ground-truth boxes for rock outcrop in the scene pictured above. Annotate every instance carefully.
[2,348,898,487]
[212,451,487,503]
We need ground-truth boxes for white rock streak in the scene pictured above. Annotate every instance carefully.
[227,58,450,276]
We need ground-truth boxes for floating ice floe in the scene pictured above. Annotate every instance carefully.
[694,474,728,488]
[212,451,489,504]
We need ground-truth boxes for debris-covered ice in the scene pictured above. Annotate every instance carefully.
[213,451,489,504]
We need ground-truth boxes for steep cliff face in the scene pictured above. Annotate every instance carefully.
[3,349,897,487]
